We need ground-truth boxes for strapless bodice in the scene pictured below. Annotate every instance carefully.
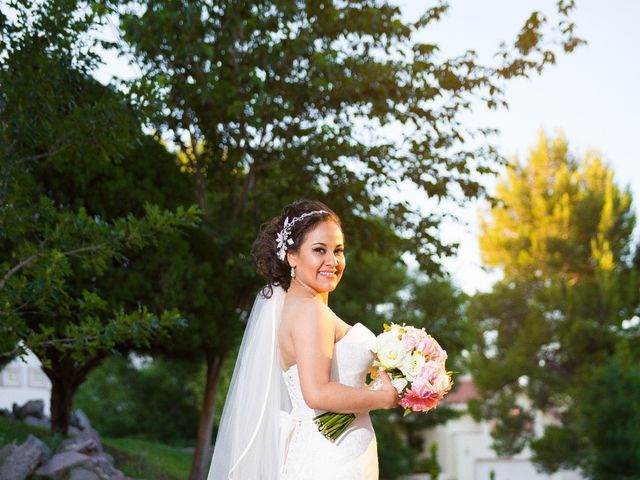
[279,322,379,479]
[282,322,376,416]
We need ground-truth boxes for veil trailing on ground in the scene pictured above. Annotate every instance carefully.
[207,285,290,480]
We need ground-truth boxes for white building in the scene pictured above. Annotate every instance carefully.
[415,376,584,480]
[0,348,51,413]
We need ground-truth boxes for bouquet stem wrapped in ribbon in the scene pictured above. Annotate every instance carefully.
[314,323,453,442]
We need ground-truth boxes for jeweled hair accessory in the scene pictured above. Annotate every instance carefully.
[276,210,327,261]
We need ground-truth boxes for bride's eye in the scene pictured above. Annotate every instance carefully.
[314,247,326,254]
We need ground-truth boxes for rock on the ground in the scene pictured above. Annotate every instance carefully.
[23,415,51,430]
[0,434,50,480]
[61,437,99,456]
[70,409,92,431]
[81,454,125,480]
[11,400,44,420]
[35,451,90,477]
[0,445,16,466]
[60,428,103,454]
[69,467,100,480]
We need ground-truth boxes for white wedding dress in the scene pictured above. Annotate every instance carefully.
[279,322,379,479]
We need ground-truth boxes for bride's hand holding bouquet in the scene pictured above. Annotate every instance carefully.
[314,322,453,441]
[370,323,453,416]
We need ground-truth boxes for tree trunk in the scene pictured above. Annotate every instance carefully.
[189,354,225,480]
[41,350,104,436]
[49,371,75,435]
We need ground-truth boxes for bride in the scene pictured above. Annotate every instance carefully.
[208,200,398,479]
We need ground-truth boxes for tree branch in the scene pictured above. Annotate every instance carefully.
[0,242,108,290]
[0,345,21,358]
[0,253,42,290]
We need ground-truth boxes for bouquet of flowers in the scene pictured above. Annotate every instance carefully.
[314,323,453,442]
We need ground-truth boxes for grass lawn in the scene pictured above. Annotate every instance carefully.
[0,415,63,452]
[0,416,192,480]
[103,436,193,480]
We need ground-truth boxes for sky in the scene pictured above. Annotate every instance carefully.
[95,1,640,294]
[398,0,640,292]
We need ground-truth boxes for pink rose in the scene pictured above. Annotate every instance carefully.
[402,326,427,351]
[418,335,447,364]
[399,384,441,412]
[414,363,438,389]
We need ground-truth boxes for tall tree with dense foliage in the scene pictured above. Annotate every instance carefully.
[468,131,639,475]
[0,0,199,434]
[479,130,635,282]
[105,1,583,476]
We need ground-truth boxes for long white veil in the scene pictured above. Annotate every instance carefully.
[207,285,290,479]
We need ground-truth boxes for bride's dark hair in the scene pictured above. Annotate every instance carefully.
[252,200,341,294]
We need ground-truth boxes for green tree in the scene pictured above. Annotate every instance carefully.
[469,131,639,471]
[107,2,583,475]
[565,342,640,478]
[479,130,635,282]
[0,0,199,434]
[531,341,640,478]
[76,355,203,445]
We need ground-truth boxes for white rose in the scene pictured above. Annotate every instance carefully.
[376,339,407,370]
[399,351,426,382]
[391,377,409,393]
[433,371,452,393]
[373,330,400,354]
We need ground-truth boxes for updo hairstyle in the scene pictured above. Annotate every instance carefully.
[252,200,341,293]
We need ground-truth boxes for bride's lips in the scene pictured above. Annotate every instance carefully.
[318,270,338,279]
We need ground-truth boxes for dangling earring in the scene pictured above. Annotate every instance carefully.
[290,266,296,278]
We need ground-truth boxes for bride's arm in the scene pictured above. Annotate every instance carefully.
[291,301,397,413]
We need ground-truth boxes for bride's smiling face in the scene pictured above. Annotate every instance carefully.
[288,220,345,293]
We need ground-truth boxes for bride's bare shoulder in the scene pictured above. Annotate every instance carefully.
[282,297,334,338]
[283,296,331,320]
